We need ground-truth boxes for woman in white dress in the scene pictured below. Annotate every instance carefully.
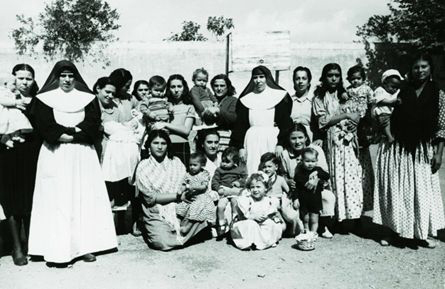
[28,60,117,265]
[231,66,293,175]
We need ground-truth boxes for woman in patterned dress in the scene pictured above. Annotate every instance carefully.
[373,54,445,247]
[312,63,363,227]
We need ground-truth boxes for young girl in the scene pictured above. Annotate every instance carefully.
[176,152,216,234]
[230,172,283,250]
[293,148,330,235]
[259,152,304,236]
[0,77,33,148]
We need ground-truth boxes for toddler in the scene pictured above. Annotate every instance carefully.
[176,152,216,234]
[371,69,403,143]
[293,148,330,235]
[189,68,219,126]
[211,147,247,236]
[230,172,283,250]
[335,65,373,147]
[0,77,33,148]
[140,75,173,128]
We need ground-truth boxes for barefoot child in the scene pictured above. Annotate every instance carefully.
[211,147,247,236]
[293,148,330,235]
[176,152,216,234]
[230,172,283,250]
[371,69,403,143]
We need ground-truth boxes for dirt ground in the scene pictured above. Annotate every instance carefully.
[0,146,444,289]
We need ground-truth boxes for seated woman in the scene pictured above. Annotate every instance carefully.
[134,130,211,251]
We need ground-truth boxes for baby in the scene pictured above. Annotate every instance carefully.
[293,148,330,235]
[371,69,403,143]
[0,77,33,148]
[189,68,219,126]
[211,147,247,236]
[140,75,173,129]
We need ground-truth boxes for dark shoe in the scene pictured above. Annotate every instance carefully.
[82,253,96,262]
[12,251,28,266]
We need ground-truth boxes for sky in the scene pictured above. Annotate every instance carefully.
[0,0,391,46]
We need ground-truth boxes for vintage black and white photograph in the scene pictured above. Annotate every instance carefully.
[0,0,444,288]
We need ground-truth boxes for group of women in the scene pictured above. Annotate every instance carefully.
[0,52,444,266]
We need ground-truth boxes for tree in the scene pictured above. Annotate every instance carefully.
[207,16,234,41]
[356,0,445,87]
[11,0,120,65]
[165,21,208,41]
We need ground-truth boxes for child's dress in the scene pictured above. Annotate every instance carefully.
[230,195,283,250]
[0,86,33,137]
[176,170,216,224]
[101,118,144,182]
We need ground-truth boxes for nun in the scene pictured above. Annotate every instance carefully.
[28,60,117,265]
[230,65,293,174]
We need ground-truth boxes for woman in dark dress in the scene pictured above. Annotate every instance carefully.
[0,64,40,266]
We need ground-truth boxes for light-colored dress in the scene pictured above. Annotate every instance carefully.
[313,90,364,221]
[290,91,314,141]
[231,195,283,250]
[29,89,117,263]
[242,87,284,175]
[373,90,445,240]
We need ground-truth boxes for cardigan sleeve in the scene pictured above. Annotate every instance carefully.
[218,96,237,128]
[230,99,249,149]
[72,98,102,144]
[274,93,293,147]
[29,98,70,145]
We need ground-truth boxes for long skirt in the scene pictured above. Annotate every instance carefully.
[373,141,445,240]
[28,142,117,263]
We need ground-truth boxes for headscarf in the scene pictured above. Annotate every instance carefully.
[239,65,285,98]
[38,60,92,94]
[239,65,287,110]
[36,60,94,112]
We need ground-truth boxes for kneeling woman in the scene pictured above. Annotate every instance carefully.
[28,61,117,264]
[135,130,211,251]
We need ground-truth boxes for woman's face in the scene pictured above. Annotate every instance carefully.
[97,84,116,107]
[253,73,266,93]
[294,70,310,94]
[289,131,307,151]
[136,83,150,99]
[14,70,34,95]
[59,70,75,92]
[212,79,228,99]
[203,134,220,157]
[169,79,184,100]
[150,136,168,159]
[326,69,341,89]
[411,59,431,82]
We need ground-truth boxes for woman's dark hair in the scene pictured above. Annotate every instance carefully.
[131,80,149,101]
[286,123,311,150]
[292,66,312,91]
[93,77,116,94]
[196,128,220,153]
[258,152,284,176]
[165,74,190,104]
[314,63,346,98]
[189,151,207,167]
[12,63,39,97]
[109,68,133,100]
[347,64,366,82]
[407,53,434,83]
[144,129,174,159]
[210,74,236,97]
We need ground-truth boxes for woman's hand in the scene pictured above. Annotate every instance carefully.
[305,172,319,191]
[254,214,268,223]
[347,112,361,124]
[286,178,296,191]
[431,152,443,174]
[74,127,82,133]
[15,99,27,111]
[239,148,246,163]
[275,145,284,158]
[59,134,74,143]
[345,120,358,133]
